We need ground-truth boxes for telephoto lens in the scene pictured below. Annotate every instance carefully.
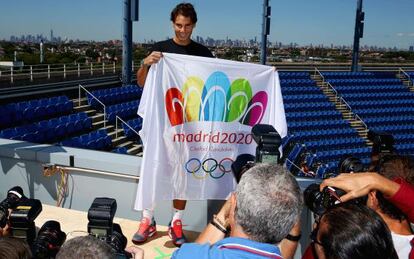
[31,220,67,259]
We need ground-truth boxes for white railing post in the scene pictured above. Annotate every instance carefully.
[48,65,50,79]
[90,63,93,75]
[10,67,13,83]
[78,63,80,77]
[0,70,2,79]
[63,64,66,79]
[30,66,33,82]
[102,62,105,75]
[131,61,134,72]
[113,62,116,73]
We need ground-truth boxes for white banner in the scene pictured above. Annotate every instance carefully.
[134,53,286,210]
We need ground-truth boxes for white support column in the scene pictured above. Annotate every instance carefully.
[102,62,105,75]
[78,63,80,77]
[63,64,66,79]
[91,63,93,75]
[48,65,50,79]
[10,67,13,83]
[30,66,33,81]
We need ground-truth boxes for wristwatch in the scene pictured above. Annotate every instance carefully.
[140,59,149,68]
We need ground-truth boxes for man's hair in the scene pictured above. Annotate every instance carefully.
[56,235,114,259]
[0,237,32,259]
[319,203,398,259]
[170,3,197,24]
[235,163,303,244]
[376,154,414,220]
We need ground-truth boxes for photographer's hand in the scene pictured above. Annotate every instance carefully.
[279,219,301,259]
[195,196,233,244]
[125,246,144,259]
[320,173,400,202]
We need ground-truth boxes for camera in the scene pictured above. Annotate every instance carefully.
[304,184,346,216]
[338,156,365,174]
[87,197,131,258]
[252,124,282,164]
[31,220,66,259]
[231,124,282,183]
[9,198,42,245]
[0,186,26,228]
[368,130,395,155]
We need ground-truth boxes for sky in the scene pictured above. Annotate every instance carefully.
[1,0,414,49]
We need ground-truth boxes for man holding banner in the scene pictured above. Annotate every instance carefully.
[133,3,287,248]
[133,3,214,246]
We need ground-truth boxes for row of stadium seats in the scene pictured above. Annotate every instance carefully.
[304,137,366,151]
[333,84,408,93]
[353,107,414,118]
[327,78,401,86]
[284,102,335,112]
[371,124,414,134]
[279,79,316,86]
[347,99,414,109]
[286,110,342,121]
[87,85,142,108]
[322,71,395,79]
[283,94,328,102]
[282,86,322,95]
[60,129,112,151]
[288,119,349,131]
[0,96,73,129]
[0,112,91,143]
[278,71,310,79]
[341,92,414,101]
[363,116,414,126]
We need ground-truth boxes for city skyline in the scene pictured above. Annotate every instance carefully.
[1,0,414,49]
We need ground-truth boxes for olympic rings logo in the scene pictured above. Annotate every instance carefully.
[185,157,233,179]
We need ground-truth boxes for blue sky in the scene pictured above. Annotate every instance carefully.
[1,0,414,48]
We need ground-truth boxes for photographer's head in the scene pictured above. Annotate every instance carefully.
[313,203,397,259]
[231,163,303,244]
[56,235,115,259]
[0,237,32,259]
[368,154,414,222]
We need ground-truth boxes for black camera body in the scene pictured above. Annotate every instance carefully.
[0,186,26,228]
[252,124,281,164]
[304,184,346,216]
[231,125,282,183]
[9,198,42,245]
[31,220,66,259]
[87,197,130,258]
[368,130,395,155]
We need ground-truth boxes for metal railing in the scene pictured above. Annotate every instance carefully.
[398,68,413,87]
[78,84,106,127]
[324,81,368,131]
[0,62,140,84]
[313,67,325,83]
[115,115,139,139]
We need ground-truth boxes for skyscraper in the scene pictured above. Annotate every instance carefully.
[50,29,54,42]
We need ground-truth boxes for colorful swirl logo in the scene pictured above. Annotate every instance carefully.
[165,71,268,126]
[185,157,233,179]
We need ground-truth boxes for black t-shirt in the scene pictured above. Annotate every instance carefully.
[151,39,214,58]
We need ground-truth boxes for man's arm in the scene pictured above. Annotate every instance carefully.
[320,173,400,202]
[195,198,231,244]
[136,51,163,87]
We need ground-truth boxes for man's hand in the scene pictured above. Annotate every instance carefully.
[142,51,163,67]
[320,173,399,202]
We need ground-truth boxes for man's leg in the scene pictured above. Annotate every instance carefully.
[132,208,157,244]
[169,199,187,247]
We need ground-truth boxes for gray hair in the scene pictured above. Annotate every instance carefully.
[56,235,115,259]
[235,163,303,244]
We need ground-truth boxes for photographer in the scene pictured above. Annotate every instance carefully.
[172,163,303,259]
[0,236,32,259]
[56,235,114,259]
[311,203,397,259]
